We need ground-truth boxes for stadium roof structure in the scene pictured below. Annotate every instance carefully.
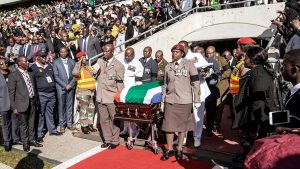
[0,0,28,6]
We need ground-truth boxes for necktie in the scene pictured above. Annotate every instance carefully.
[24,45,27,56]
[83,38,87,52]
[62,59,69,78]
[105,60,109,68]
[22,71,34,98]
[175,61,179,69]
[33,45,38,62]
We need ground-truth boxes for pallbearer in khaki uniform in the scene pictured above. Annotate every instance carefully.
[93,44,125,149]
[161,44,201,161]
[155,50,168,81]
[72,52,97,134]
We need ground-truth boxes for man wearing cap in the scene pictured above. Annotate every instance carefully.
[31,51,61,142]
[72,52,97,134]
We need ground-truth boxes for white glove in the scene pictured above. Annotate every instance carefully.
[194,103,201,109]
[160,102,165,112]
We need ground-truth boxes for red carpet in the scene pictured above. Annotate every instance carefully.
[69,146,213,169]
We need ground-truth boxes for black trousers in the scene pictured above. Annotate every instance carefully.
[205,99,217,132]
[19,98,36,146]
[214,99,227,127]
[1,110,20,146]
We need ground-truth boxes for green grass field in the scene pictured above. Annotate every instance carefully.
[0,115,56,169]
[0,147,56,169]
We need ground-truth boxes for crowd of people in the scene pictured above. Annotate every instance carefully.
[0,0,299,167]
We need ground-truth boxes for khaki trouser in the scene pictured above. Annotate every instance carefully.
[76,88,95,127]
[98,103,120,145]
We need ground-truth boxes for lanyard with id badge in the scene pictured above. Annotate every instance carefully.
[39,68,53,83]
[46,73,53,83]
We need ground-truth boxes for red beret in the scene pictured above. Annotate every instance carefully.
[76,52,86,59]
[237,38,256,45]
[171,44,185,54]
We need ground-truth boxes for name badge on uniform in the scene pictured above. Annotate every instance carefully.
[46,76,53,83]
[128,65,136,72]
[192,57,198,63]
[175,69,188,76]
[159,70,164,77]
[108,73,116,80]
[39,68,43,72]
[145,68,150,74]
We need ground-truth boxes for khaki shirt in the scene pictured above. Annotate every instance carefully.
[157,58,168,81]
[215,56,231,102]
[94,57,125,103]
[163,59,201,104]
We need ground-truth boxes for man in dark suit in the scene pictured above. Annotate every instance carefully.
[55,32,77,59]
[19,37,33,61]
[53,47,76,133]
[222,50,237,70]
[8,56,42,152]
[30,36,47,63]
[46,30,59,55]
[139,46,158,83]
[281,49,300,130]
[77,27,101,59]
[0,58,21,151]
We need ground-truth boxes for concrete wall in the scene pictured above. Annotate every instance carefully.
[114,3,285,62]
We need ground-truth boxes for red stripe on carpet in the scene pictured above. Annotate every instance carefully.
[69,146,213,169]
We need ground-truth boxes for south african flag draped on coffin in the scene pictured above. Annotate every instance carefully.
[114,81,163,104]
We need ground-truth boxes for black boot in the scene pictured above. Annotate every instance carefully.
[175,150,183,160]
[81,126,90,134]
[161,150,174,161]
[88,125,97,132]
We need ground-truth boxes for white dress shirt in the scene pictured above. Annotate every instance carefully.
[121,58,144,88]
[61,58,69,78]
[291,83,300,96]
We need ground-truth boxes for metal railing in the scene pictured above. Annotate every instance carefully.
[89,0,259,65]
[94,0,126,7]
